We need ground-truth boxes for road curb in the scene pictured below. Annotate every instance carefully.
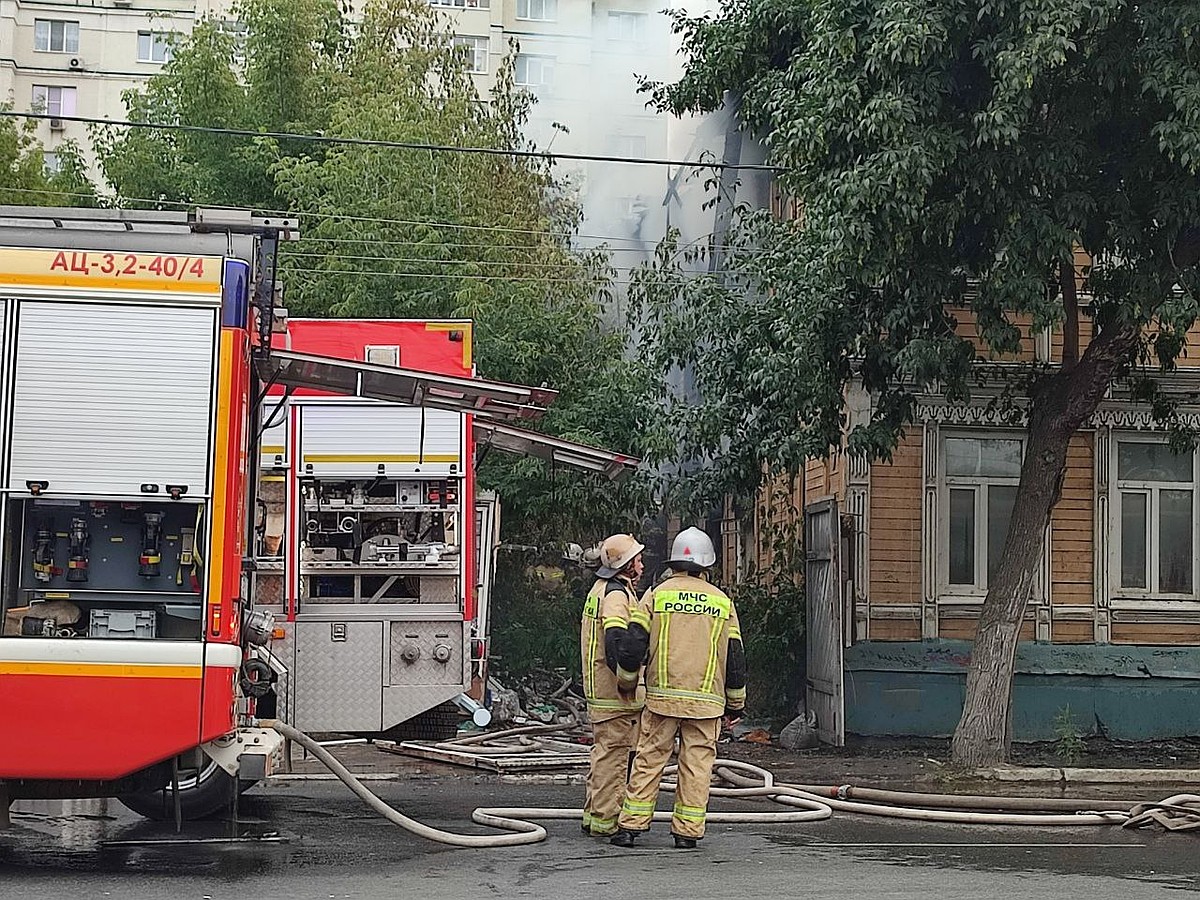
[972,765,1200,784]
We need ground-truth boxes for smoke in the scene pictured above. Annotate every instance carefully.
[509,1,753,320]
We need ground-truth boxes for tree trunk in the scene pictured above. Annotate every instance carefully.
[949,323,1137,767]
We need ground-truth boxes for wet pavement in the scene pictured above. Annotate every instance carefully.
[3,747,1199,898]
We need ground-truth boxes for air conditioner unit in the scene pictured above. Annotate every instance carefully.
[113,0,133,7]
[49,118,63,131]
[68,58,84,70]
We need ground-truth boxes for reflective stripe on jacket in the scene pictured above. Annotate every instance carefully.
[580,575,644,721]
[625,573,741,719]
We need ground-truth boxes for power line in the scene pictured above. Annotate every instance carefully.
[282,265,729,284]
[285,250,597,269]
[3,187,744,255]
[2,110,784,172]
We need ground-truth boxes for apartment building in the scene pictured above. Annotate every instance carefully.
[434,0,679,268]
[0,1,238,175]
[1,0,685,259]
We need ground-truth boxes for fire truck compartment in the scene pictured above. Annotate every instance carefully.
[2,497,207,639]
[8,301,217,497]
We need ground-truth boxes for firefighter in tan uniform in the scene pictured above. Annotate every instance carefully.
[610,527,746,849]
[579,533,646,836]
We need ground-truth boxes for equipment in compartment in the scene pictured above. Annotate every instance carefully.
[66,517,90,583]
[89,608,156,640]
[138,512,164,578]
[3,497,209,639]
[300,477,461,567]
[31,519,54,582]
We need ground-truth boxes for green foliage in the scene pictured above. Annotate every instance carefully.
[725,479,806,721]
[0,109,96,207]
[94,0,344,209]
[93,0,654,545]
[1053,705,1085,765]
[632,0,1200,509]
[488,554,588,678]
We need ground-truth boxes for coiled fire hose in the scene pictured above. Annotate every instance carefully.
[272,721,1200,847]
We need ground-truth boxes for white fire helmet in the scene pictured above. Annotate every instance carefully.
[667,527,717,571]
[596,534,646,578]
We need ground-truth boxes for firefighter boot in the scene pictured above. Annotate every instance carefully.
[609,829,639,848]
[673,835,698,849]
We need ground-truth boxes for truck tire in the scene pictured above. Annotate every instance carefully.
[118,755,255,821]
[380,702,464,742]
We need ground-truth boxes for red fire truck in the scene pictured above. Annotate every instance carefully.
[0,207,637,823]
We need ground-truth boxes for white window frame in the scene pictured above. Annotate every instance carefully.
[514,54,554,89]
[938,433,1024,597]
[31,85,77,118]
[608,11,647,43]
[516,0,557,22]
[451,35,489,74]
[217,20,248,68]
[34,19,80,54]
[137,31,175,64]
[1111,434,1198,601]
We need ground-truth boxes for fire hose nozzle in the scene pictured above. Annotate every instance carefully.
[65,517,89,583]
[139,512,164,578]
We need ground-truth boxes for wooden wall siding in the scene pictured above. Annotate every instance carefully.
[941,617,1037,642]
[868,431,922,607]
[869,618,922,641]
[804,456,844,501]
[1051,620,1093,643]
[1049,314,1095,363]
[1110,623,1200,644]
[751,473,804,578]
[948,307,1038,360]
[1050,433,1094,607]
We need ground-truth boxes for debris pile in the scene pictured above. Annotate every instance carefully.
[382,723,592,773]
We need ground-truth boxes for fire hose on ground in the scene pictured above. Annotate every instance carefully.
[270,721,1200,847]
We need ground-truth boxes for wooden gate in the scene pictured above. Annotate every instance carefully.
[805,498,845,745]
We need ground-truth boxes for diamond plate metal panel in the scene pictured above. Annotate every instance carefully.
[261,620,294,722]
[382,683,465,732]
[419,577,459,604]
[293,620,382,732]
[383,621,469,730]
[387,622,466,686]
[255,572,285,607]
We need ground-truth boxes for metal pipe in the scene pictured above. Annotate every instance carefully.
[453,693,492,728]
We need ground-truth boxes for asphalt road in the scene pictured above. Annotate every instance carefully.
[2,777,1197,898]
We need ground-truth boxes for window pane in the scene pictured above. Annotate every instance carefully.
[948,488,975,585]
[945,438,1022,478]
[1120,492,1148,589]
[986,484,1017,584]
[1117,442,1192,482]
[65,23,79,54]
[35,20,50,50]
[138,32,152,60]
[1160,489,1193,593]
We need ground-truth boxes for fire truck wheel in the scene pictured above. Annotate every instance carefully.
[117,756,255,821]
[380,702,463,742]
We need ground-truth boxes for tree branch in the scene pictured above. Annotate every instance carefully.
[1060,258,1078,369]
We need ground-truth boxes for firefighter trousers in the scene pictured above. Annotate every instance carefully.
[582,712,640,835]
[618,710,721,840]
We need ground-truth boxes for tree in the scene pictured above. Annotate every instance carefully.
[0,107,97,207]
[95,0,653,549]
[93,0,345,210]
[633,0,1200,764]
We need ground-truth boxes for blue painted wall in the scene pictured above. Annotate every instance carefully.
[844,641,1200,741]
